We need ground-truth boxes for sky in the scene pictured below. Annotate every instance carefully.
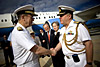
[0,0,100,14]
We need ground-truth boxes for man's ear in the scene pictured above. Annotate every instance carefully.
[67,14,71,18]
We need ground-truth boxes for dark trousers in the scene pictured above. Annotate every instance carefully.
[51,50,65,67]
[3,48,14,66]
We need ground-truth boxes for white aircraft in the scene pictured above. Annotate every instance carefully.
[0,5,100,38]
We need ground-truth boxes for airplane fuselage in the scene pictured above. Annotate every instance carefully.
[0,10,100,38]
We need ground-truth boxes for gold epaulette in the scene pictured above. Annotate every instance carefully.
[17,26,23,31]
[74,21,90,33]
[74,21,79,24]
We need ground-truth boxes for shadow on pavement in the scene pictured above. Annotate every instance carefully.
[94,60,100,67]
[0,64,5,67]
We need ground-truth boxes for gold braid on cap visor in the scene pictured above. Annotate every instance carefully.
[62,22,85,52]
[25,11,34,15]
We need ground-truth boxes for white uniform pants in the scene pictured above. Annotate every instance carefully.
[17,60,40,67]
[65,53,86,67]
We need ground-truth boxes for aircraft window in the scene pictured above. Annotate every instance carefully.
[49,16,50,18]
[44,17,46,19]
[39,17,40,19]
[1,19,3,22]
[5,19,7,22]
[36,17,38,19]
[54,16,55,18]
[46,13,48,15]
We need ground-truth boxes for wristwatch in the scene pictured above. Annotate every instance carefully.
[87,62,92,65]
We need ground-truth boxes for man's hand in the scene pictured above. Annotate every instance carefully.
[50,48,57,56]
[31,45,56,56]
[5,47,8,49]
[42,40,45,43]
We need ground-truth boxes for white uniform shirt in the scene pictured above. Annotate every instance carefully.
[59,20,91,56]
[11,23,38,66]
[8,32,12,41]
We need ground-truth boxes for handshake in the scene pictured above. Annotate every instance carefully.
[50,48,57,56]
[49,48,58,56]
[33,45,59,56]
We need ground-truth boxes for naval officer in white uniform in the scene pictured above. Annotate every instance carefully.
[51,5,93,67]
[11,4,55,67]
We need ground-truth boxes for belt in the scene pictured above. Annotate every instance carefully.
[66,52,85,59]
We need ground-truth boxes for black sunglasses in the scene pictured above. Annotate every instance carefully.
[60,14,65,17]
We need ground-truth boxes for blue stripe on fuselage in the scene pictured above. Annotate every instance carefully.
[0,27,14,37]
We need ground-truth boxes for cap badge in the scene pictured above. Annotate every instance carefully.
[59,8,61,13]
[17,26,23,31]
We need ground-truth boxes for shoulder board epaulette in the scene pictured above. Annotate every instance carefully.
[17,26,23,31]
[74,21,89,33]
[74,21,80,24]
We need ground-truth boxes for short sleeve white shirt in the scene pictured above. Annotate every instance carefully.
[59,20,91,56]
[11,23,37,65]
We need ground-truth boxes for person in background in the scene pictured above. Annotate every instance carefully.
[51,5,93,67]
[1,34,14,67]
[38,29,47,58]
[51,21,65,67]
[43,22,55,50]
[43,22,55,58]
[11,4,55,67]
[30,31,41,46]
[30,31,41,66]
[38,28,47,49]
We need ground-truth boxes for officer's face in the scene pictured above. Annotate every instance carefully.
[24,14,34,27]
[59,14,70,25]
[52,23,59,32]
[59,14,67,25]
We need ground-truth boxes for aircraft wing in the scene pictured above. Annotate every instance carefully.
[75,5,100,21]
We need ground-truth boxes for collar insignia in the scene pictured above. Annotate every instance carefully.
[17,26,23,31]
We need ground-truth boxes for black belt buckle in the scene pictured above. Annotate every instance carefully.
[72,54,80,62]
